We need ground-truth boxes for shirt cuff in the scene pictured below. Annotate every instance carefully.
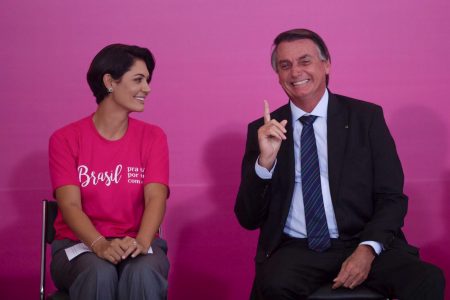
[360,241,383,255]
[254,157,276,179]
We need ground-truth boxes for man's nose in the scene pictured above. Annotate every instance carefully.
[291,64,303,77]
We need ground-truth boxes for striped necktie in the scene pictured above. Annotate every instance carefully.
[300,115,331,252]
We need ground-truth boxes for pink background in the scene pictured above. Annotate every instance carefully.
[1,0,449,299]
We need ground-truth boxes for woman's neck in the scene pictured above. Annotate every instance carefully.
[93,104,129,141]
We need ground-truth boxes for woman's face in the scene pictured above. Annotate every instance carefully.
[109,59,151,113]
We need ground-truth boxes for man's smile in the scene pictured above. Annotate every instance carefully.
[292,79,310,86]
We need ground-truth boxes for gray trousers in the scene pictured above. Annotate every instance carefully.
[51,238,169,300]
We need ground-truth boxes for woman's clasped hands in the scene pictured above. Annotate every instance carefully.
[91,236,150,264]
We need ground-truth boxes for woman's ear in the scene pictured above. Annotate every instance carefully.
[103,73,113,92]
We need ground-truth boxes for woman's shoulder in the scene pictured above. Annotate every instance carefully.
[129,117,167,139]
[50,115,93,141]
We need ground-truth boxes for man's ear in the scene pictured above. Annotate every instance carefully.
[324,59,331,75]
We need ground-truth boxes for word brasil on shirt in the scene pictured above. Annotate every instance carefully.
[78,164,144,187]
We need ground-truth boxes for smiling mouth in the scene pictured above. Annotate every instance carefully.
[135,96,146,102]
[292,79,309,86]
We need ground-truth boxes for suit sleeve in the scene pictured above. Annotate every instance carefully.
[360,106,408,246]
[234,121,272,230]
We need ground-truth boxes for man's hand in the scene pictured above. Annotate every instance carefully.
[257,100,288,170]
[332,245,376,289]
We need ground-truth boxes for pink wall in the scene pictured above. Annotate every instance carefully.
[1,0,449,299]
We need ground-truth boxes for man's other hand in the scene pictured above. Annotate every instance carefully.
[332,244,376,289]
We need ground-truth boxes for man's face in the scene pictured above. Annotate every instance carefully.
[275,39,330,106]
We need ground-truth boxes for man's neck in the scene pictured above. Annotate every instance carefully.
[291,88,327,113]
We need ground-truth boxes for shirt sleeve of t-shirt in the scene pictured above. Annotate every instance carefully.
[143,127,169,187]
[49,129,80,191]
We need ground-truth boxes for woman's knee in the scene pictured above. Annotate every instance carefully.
[69,258,118,299]
[91,259,117,281]
[79,258,118,288]
[124,254,169,279]
[118,257,168,300]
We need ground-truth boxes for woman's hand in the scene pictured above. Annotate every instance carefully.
[92,236,150,263]
[92,238,127,264]
[120,236,150,259]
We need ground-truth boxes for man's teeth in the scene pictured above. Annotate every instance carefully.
[293,79,309,86]
[136,97,145,101]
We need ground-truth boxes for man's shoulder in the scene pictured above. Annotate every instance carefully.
[331,92,382,112]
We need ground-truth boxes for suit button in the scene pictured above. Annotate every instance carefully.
[265,251,270,258]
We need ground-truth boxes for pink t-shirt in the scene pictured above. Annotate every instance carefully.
[49,115,169,241]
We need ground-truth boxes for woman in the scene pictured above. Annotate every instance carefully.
[49,44,169,300]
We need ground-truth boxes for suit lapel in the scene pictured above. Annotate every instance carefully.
[272,104,296,218]
[327,93,349,204]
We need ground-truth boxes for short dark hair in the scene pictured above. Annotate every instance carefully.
[87,44,155,104]
[271,29,330,85]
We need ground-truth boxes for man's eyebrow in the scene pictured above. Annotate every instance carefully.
[277,59,291,64]
[278,54,312,64]
[297,54,312,60]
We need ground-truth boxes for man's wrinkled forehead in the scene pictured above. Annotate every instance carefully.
[275,39,325,62]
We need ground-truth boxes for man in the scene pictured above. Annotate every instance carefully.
[234,28,445,300]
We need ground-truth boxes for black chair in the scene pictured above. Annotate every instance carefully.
[307,283,388,300]
[40,199,70,300]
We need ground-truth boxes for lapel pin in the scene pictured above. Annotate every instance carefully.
[345,125,349,129]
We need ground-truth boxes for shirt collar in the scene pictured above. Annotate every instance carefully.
[290,89,329,121]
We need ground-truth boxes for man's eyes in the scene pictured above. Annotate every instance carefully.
[279,60,311,70]
[301,60,311,65]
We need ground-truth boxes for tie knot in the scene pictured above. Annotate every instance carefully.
[299,115,317,126]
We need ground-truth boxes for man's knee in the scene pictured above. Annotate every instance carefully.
[400,262,446,300]
[258,275,308,300]
[260,279,290,299]
[420,264,445,297]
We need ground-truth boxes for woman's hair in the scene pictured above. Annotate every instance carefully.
[87,44,155,104]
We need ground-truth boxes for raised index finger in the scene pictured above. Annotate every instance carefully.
[263,100,271,124]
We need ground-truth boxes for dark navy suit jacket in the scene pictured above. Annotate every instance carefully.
[235,92,412,262]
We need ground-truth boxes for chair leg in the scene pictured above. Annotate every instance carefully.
[40,200,48,300]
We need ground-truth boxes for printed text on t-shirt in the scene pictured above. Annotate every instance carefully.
[78,164,145,187]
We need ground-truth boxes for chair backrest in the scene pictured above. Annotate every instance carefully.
[40,199,59,300]
[45,200,58,243]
